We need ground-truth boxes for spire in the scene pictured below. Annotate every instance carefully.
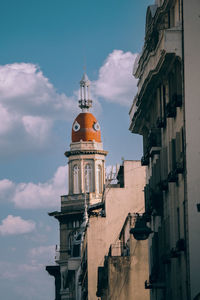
[79,72,92,112]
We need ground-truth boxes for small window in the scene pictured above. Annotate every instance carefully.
[73,165,80,194]
[85,163,92,193]
[96,165,102,194]
[72,244,80,257]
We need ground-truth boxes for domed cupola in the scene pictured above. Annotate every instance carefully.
[72,113,101,143]
[71,73,101,143]
[65,73,107,201]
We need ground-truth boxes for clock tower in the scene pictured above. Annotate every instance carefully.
[47,73,107,300]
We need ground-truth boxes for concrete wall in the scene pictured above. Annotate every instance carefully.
[107,238,149,300]
[183,1,200,299]
[86,161,146,299]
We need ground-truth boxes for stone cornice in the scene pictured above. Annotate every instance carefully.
[65,149,108,157]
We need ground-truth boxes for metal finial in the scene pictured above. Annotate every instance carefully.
[79,72,92,112]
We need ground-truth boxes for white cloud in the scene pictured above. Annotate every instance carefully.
[93,50,138,106]
[0,260,54,300]
[0,179,15,194]
[0,165,68,209]
[0,51,138,158]
[0,63,78,158]
[0,63,50,100]
[13,165,67,209]
[0,179,15,204]
[0,104,14,134]
[0,63,76,116]
[22,116,52,142]
[0,215,36,235]
[0,261,42,280]
[29,245,55,258]
[28,245,55,265]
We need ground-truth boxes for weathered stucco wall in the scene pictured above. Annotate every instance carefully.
[107,238,149,300]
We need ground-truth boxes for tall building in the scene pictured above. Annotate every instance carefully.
[46,73,108,300]
[81,160,148,299]
[129,1,200,300]
[46,74,149,300]
[96,212,149,300]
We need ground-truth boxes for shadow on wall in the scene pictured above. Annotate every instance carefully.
[194,293,200,300]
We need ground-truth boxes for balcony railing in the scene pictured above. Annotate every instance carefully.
[108,242,123,257]
[108,240,130,257]
[61,193,90,202]
[141,153,150,166]
[166,94,182,118]
[147,128,161,150]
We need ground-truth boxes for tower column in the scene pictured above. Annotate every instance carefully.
[68,161,72,195]
[94,159,97,194]
[80,158,84,194]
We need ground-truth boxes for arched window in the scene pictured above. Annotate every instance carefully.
[96,165,102,194]
[84,163,92,193]
[68,231,81,257]
[73,165,80,194]
[68,233,73,254]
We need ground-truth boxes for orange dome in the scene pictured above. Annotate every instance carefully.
[72,112,101,143]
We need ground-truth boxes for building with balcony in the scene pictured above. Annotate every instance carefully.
[46,73,108,300]
[96,213,149,300]
[79,160,147,299]
[46,74,147,300]
[129,1,200,300]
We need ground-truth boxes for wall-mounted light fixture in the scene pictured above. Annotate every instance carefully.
[130,214,152,240]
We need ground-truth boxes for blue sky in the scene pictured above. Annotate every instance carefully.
[0,1,153,299]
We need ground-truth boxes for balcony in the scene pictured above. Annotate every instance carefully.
[156,116,166,129]
[55,248,70,262]
[136,28,181,97]
[166,93,182,118]
[61,193,88,203]
[141,152,150,166]
[140,129,161,166]
[60,193,102,213]
[170,239,186,258]
[144,158,164,216]
[144,184,163,216]
[108,241,130,257]
[147,128,161,157]
[145,280,165,290]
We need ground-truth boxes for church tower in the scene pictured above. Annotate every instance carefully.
[65,72,107,202]
[46,73,107,300]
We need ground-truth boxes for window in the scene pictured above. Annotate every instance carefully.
[73,165,80,194]
[85,163,92,193]
[68,231,81,257]
[96,165,102,194]
[68,233,73,254]
[168,6,175,28]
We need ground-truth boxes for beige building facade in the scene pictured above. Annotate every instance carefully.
[46,74,149,300]
[96,213,149,300]
[46,73,108,300]
[129,1,200,300]
[81,160,148,299]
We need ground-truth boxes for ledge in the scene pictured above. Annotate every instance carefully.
[65,149,108,157]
